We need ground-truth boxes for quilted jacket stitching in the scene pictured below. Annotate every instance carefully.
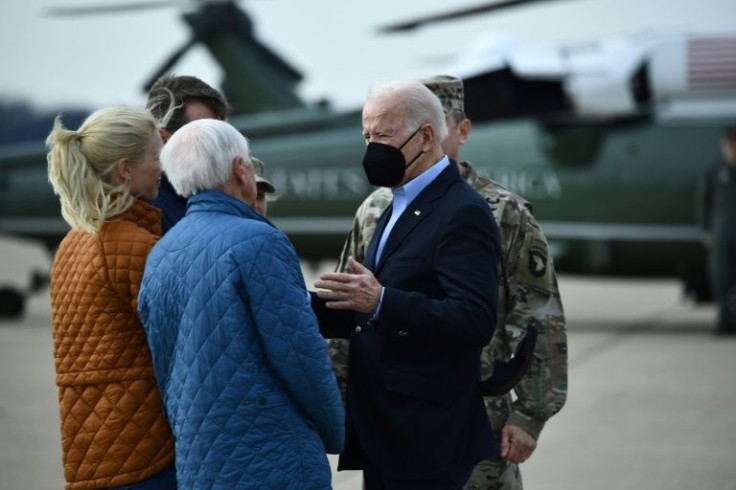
[138,191,343,488]
[51,199,174,488]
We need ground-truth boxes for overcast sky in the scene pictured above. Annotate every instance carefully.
[1,0,734,113]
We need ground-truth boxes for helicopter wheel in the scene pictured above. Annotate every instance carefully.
[0,287,25,319]
[683,266,713,304]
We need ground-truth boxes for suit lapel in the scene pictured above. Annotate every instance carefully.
[374,162,462,273]
[375,201,431,272]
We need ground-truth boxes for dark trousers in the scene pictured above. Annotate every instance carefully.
[709,238,736,331]
[363,458,471,490]
[104,462,177,489]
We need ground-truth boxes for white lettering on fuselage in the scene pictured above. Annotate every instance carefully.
[270,168,370,200]
[267,167,562,201]
[484,168,562,200]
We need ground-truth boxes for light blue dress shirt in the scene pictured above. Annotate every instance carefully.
[373,156,451,317]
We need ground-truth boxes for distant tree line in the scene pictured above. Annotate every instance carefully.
[0,99,89,145]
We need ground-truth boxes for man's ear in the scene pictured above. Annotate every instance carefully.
[160,128,172,144]
[458,118,472,146]
[232,155,244,180]
[421,124,436,151]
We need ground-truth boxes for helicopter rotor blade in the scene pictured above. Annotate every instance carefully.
[377,0,558,33]
[142,37,199,92]
[43,1,188,17]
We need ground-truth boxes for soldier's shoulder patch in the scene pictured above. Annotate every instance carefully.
[528,239,548,277]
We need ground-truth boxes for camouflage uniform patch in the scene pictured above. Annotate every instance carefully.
[328,161,568,490]
[420,74,464,115]
[464,457,523,490]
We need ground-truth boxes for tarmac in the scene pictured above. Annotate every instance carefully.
[1,237,736,490]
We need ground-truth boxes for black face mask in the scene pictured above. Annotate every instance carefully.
[362,126,424,188]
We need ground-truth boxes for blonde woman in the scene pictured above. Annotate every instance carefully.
[46,106,176,489]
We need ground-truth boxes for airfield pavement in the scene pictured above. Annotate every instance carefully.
[1,236,735,490]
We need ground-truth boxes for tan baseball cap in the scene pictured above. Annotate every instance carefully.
[250,156,275,193]
[420,74,464,115]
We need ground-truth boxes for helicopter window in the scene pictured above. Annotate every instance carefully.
[463,69,568,122]
[630,64,652,107]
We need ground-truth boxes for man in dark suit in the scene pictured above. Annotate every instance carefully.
[145,75,229,233]
[313,80,501,489]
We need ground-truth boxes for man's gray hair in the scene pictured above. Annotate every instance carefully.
[367,81,448,142]
[161,119,251,198]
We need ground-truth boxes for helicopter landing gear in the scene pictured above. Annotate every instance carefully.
[683,265,712,304]
[0,269,49,320]
[0,287,25,319]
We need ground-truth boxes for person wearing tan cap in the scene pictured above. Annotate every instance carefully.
[329,75,568,490]
[251,156,276,217]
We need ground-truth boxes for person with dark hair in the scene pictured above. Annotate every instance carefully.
[146,74,229,232]
[699,126,736,335]
[147,74,229,136]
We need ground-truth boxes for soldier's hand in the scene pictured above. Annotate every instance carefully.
[501,424,536,464]
[314,257,382,314]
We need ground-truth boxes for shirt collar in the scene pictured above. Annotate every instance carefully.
[391,155,451,209]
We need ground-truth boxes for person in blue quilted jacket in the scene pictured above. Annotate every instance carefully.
[138,118,345,489]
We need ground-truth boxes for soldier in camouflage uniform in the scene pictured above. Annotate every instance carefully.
[328,75,568,490]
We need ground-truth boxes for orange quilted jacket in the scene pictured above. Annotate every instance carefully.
[50,199,175,489]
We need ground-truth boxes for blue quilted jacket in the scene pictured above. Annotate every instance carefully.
[138,190,344,489]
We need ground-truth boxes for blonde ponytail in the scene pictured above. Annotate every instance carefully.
[46,106,158,233]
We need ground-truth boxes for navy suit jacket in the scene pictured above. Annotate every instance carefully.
[149,174,187,234]
[315,161,501,480]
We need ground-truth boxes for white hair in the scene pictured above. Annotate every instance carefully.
[160,119,251,198]
[367,81,448,141]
